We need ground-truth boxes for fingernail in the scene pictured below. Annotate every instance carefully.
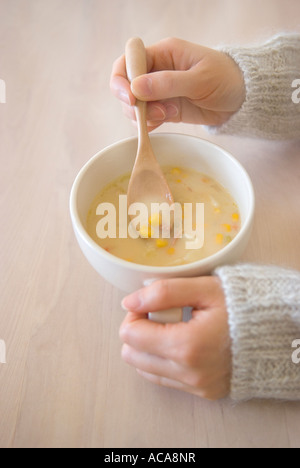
[132,76,152,97]
[121,292,141,311]
[152,105,166,121]
[165,103,179,118]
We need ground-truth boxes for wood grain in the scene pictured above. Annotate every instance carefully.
[0,0,300,448]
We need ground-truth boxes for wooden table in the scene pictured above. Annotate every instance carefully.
[0,0,300,448]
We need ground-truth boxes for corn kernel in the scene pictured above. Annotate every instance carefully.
[216,233,223,244]
[167,247,175,255]
[222,223,232,232]
[214,207,221,214]
[149,212,161,227]
[176,179,182,184]
[232,213,240,221]
[140,225,150,238]
[156,239,168,248]
[171,167,181,175]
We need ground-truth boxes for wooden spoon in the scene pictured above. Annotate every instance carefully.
[125,37,174,226]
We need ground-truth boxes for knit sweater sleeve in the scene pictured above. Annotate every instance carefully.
[209,33,300,139]
[214,264,300,401]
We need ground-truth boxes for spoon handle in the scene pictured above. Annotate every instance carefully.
[125,37,147,82]
[125,37,150,152]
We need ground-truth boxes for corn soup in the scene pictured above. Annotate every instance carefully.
[86,166,241,267]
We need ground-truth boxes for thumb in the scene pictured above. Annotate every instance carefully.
[121,277,220,313]
[131,69,196,102]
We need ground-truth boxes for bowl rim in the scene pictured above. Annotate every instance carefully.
[70,133,255,274]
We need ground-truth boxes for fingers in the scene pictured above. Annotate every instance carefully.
[121,343,205,396]
[110,38,190,104]
[121,101,166,132]
[122,343,180,380]
[113,43,207,104]
[136,370,212,398]
[110,38,205,111]
[136,370,189,393]
[121,99,180,127]
[120,277,223,359]
[131,69,196,102]
[119,277,229,401]
[122,277,221,313]
[136,370,228,400]
[111,54,182,130]
[123,348,224,400]
[121,101,166,121]
[121,101,179,121]
[110,55,136,106]
[120,311,186,360]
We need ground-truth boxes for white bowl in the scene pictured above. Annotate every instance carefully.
[70,133,255,293]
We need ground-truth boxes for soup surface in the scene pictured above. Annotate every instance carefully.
[86,166,241,267]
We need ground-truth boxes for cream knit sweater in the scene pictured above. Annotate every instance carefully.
[212,34,300,401]
[211,33,300,139]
